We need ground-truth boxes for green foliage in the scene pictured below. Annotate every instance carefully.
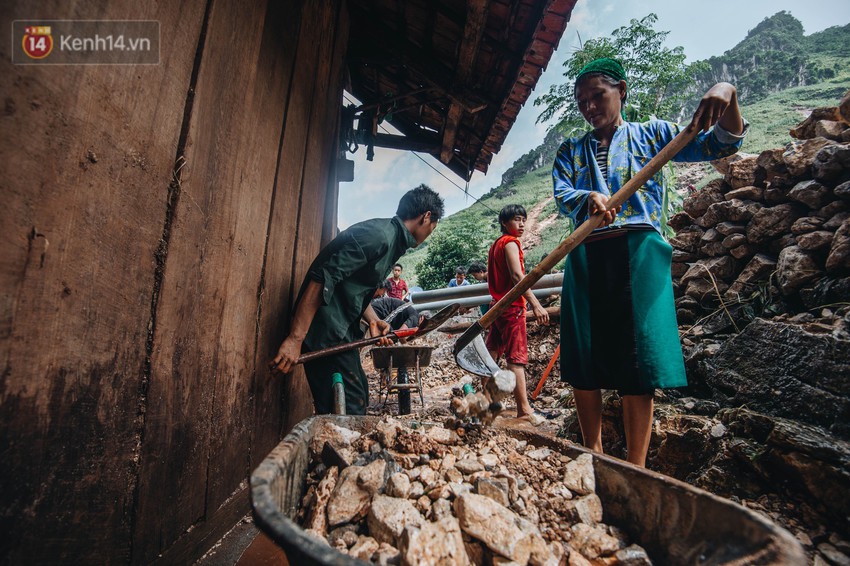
[804,23,850,56]
[499,129,565,189]
[524,221,572,274]
[534,14,705,133]
[415,223,489,290]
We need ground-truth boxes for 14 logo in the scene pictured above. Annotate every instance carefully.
[22,26,53,59]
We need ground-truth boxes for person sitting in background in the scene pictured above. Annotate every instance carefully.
[467,261,488,282]
[447,266,470,287]
[371,280,421,330]
[387,263,409,300]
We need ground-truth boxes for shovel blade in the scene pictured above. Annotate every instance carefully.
[415,303,460,336]
[455,333,502,378]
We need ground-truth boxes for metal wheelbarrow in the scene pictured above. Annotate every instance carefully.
[370,345,433,415]
[251,416,806,566]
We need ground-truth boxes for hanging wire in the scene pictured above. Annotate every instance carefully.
[395,138,498,214]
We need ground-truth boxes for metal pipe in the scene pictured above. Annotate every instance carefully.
[414,286,561,313]
[410,273,563,303]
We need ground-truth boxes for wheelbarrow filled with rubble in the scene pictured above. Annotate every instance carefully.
[251,416,804,565]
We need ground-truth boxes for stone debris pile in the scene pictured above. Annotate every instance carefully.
[669,90,850,324]
[296,418,652,565]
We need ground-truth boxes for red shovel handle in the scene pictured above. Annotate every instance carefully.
[531,344,560,401]
[296,327,419,364]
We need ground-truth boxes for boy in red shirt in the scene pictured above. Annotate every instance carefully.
[387,263,408,300]
[486,204,549,425]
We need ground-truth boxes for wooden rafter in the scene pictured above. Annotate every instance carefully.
[346,0,576,179]
[347,48,495,113]
[440,0,489,165]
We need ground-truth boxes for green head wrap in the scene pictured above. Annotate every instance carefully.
[575,57,628,85]
[575,58,628,119]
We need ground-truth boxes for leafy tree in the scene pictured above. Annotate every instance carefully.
[534,13,707,133]
[415,223,489,290]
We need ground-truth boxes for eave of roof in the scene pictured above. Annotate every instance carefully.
[346,0,577,181]
[476,0,577,176]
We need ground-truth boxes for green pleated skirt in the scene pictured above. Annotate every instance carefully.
[559,229,686,394]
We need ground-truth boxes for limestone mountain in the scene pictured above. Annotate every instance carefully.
[685,11,850,112]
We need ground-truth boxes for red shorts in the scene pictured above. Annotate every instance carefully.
[485,304,527,365]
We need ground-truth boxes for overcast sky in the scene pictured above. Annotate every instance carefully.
[337,0,850,229]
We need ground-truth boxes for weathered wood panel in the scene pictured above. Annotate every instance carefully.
[282,0,353,422]
[259,0,333,438]
[131,0,298,561]
[250,0,310,465]
[280,0,350,432]
[0,0,207,563]
[293,0,349,286]
[1,0,349,561]
[320,3,349,249]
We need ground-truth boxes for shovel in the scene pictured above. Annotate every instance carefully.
[453,125,700,377]
[296,302,460,364]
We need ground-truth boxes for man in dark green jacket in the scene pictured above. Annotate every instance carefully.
[270,185,444,415]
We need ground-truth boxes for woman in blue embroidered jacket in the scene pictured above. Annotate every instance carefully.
[553,58,747,467]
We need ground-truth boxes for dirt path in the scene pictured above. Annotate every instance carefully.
[521,196,559,249]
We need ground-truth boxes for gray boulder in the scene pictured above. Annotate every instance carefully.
[698,319,850,433]
[776,246,822,295]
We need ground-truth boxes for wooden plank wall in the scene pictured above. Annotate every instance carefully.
[280,0,351,434]
[0,0,348,563]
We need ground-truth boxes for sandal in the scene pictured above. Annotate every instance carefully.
[524,412,545,427]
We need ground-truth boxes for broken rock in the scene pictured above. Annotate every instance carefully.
[367,494,424,546]
[327,465,371,526]
[476,477,511,507]
[562,453,596,495]
[777,246,822,294]
[561,493,604,525]
[399,516,471,566]
[386,472,411,499]
[826,219,850,273]
[569,522,622,559]
[454,493,533,563]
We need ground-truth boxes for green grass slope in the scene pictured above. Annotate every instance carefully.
[740,54,850,154]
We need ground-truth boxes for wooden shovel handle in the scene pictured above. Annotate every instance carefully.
[296,328,418,364]
[477,125,699,330]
